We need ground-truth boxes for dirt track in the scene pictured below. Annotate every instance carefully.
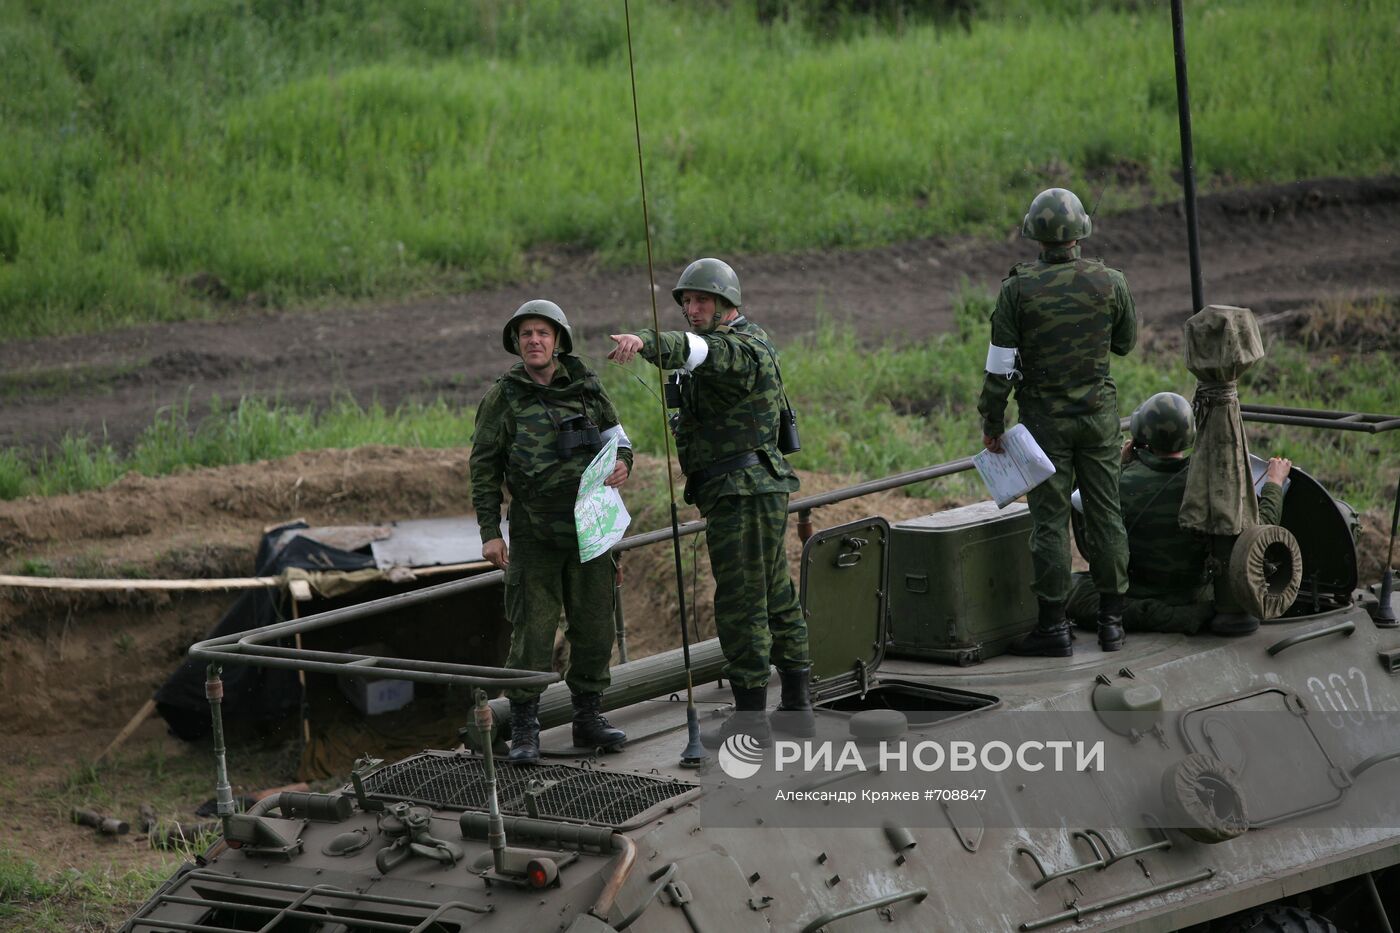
[2,176,1398,452]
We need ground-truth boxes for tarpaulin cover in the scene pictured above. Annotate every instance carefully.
[154,521,377,740]
[1179,305,1265,535]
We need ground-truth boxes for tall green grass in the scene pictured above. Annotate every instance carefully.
[3,299,1395,514]
[0,0,1396,338]
[0,395,477,500]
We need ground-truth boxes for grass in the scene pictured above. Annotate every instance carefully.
[0,852,178,931]
[2,297,1395,515]
[0,394,477,500]
[0,0,1396,338]
[0,733,300,931]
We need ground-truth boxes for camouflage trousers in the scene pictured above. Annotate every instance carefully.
[1021,407,1129,604]
[702,492,808,690]
[502,534,615,703]
[1065,573,1213,634]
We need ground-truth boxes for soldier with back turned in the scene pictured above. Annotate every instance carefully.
[978,188,1137,657]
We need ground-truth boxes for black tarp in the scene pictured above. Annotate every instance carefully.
[154,521,377,740]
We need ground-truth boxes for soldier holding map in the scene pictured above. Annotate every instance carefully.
[470,300,633,765]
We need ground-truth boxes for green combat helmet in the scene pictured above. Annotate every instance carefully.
[1021,187,1093,243]
[1131,391,1196,453]
[502,299,574,355]
[672,258,742,309]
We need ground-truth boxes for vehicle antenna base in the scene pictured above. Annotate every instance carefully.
[680,705,709,768]
[1373,569,1397,627]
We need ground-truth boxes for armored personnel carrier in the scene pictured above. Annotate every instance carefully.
[120,6,1399,927]
[121,400,1400,933]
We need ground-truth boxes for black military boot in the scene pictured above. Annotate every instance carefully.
[771,666,816,738]
[1009,601,1074,658]
[1097,593,1126,652]
[506,697,540,766]
[571,692,626,750]
[700,685,772,749]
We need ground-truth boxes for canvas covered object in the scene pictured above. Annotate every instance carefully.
[1179,305,1265,535]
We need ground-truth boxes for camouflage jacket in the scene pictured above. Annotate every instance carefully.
[639,316,798,509]
[979,244,1137,436]
[1121,450,1283,599]
[470,355,633,546]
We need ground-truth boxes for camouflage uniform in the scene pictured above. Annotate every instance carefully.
[1065,453,1284,632]
[978,242,1138,606]
[638,318,806,690]
[470,354,633,703]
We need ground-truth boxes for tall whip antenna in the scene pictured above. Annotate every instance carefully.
[622,0,708,766]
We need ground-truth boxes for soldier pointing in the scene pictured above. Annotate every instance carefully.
[609,258,812,746]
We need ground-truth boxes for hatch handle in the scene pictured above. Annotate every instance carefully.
[835,536,868,568]
[612,863,678,930]
[1080,826,1171,866]
[798,887,928,932]
[1016,836,1107,890]
[1266,619,1356,656]
[1351,749,1400,781]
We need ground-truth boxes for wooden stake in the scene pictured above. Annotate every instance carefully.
[0,574,282,592]
[97,698,156,764]
[290,581,313,746]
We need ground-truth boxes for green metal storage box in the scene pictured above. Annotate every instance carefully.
[886,500,1038,665]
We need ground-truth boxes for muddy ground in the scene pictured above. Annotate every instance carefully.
[0,177,1397,923]
[1,176,1398,453]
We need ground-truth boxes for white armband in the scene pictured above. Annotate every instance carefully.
[985,343,1020,378]
[601,424,632,450]
[682,333,709,372]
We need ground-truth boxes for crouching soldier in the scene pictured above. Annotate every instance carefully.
[1065,391,1290,635]
[470,300,633,764]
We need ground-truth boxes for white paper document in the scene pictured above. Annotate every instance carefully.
[575,436,631,562]
[973,423,1056,508]
[1248,453,1291,497]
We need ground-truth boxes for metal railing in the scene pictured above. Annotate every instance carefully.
[189,404,1397,688]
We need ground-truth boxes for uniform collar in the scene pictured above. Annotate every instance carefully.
[1039,244,1082,263]
[1137,449,1190,472]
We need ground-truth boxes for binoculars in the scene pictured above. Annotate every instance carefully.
[556,414,602,458]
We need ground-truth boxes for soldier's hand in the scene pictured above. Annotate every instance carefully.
[483,538,509,569]
[983,434,1004,454]
[604,459,630,488]
[1264,456,1292,486]
[1121,439,1137,465]
[608,334,643,364]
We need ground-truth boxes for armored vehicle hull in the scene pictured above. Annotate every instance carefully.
[124,452,1400,932]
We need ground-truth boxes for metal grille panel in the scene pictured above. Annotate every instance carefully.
[359,752,699,827]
